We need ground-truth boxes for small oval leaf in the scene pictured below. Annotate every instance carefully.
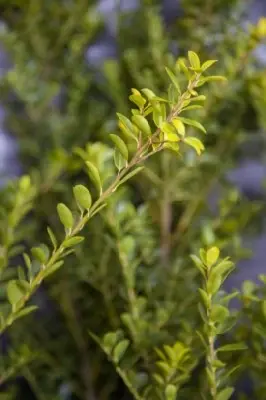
[217,387,234,400]
[184,137,205,155]
[31,246,47,264]
[110,134,128,161]
[7,280,25,306]
[113,339,130,364]
[85,161,102,195]
[179,117,206,133]
[63,236,84,248]
[73,185,92,210]
[188,51,201,69]
[206,247,220,267]
[57,203,73,229]
[132,115,151,138]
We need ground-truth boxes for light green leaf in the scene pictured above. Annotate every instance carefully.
[129,93,146,108]
[85,161,102,195]
[198,76,227,86]
[213,359,226,368]
[152,103,165,128]
[211,304,229,323]
[14,305,38,320]
[179,117,206,134]
[172,118,186,136]
[57,203,73,229]
[113,339,130,364]
[165,384,177,400]
[190,255,205,276]
[23,253,32,270]
[201,60,217,71]
[217,387,234,400]
[163,345,175,361]
[114,148,127,171]
[206,247,220,267]
[47,227,57,249]
[210,260,234,282]
[19,175,31,191]
[199,288,209,308]
[196,330,208,350]
[141,88,156,100]
[156,361,171,376]
[7,280,25,306]
[217,343,247,353]
[200,249,206,264]
[190,95,206,102]
[188,51,201,69]
[153,373,164,385]
[103,332,118,352]
[184,137,204,155]
[117,113,138,142]
[31,246,47,264]
[165,67,181,94]
[207,274,222,295]
[161,121,177,136]
[117,166,144,188]
[110,134,128,161]
[181,105,203,112]
[43,260,64,278]
[132,115,152,138]
[63,236,84,248]
[73,184,92,210]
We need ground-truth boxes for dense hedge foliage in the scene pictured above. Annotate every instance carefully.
[0,1,266,399]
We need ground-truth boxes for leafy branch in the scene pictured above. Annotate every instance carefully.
[191,247,246,400]
[1,51,225,335]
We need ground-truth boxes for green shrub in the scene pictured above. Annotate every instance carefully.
[0,1,265,399]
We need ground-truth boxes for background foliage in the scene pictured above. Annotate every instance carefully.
[0,1,266,399]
